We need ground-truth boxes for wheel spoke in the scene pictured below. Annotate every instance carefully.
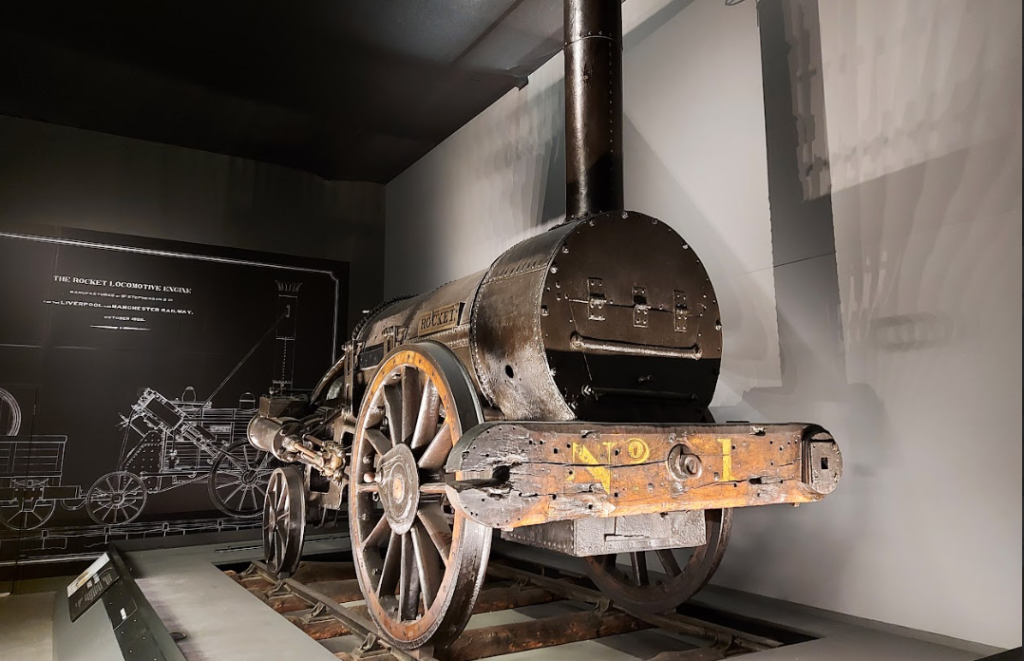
[411,383,440,450]
[411,522,441,607]
[416,504,452,565]
[401,368,421,446]
[630,552,649,587]
[350,345,491,647]
[378,532,401,596]
[363,515,391,550]
[365,429,393,457]
[275,528,286,564]
[398,533,420,621]
[417,424,452,470]
[223,484,245,505]
[384,382,404,446]
[364,406,385,429]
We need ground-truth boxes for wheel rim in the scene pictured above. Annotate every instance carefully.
[585,409,731,613]
[0,493,56,531]
[86,471,147,525]
[0,387,21,436]
[210,440,275,517]
[585,509,732,613]
[350,342,491,650]
[263,467,306,577]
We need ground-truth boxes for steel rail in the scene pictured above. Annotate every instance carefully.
[249,560,439,661]
[484,562,781,652]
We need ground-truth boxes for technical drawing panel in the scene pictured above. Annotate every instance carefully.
[0,226,347,568]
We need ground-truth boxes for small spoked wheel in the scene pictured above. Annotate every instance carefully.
[263,467,306,577]
[584,509,732,613]
[586,408,732,614]
[0,491,56,531]
[350,342,491,650]
[86,471,147,525]
[209,439,276,517]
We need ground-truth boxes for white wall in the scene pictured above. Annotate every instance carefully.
[0,115,386,328]
[385,0,1022,648]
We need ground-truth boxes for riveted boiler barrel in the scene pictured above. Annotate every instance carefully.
[355,212,722,424]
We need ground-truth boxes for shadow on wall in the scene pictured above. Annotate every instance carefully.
[383,0,714,296]
[612,0,882,605]
[715,0,882,603]
[714,0,1021,644]
[518,0,705,234]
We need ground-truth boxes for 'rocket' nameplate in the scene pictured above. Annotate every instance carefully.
[417,303,462,336]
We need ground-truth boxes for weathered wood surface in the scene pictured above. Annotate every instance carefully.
[445,610,648,661]
[448,422,839,528]
[289,583,561,640]
[648,649,726,661]
[230,571,364,614]
[290,561,356,584]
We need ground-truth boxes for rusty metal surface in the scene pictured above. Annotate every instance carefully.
[540,211,722,422]
[502,510,706,557]
[446,421,840,529]
[349,343,491,649]
[247,561,424,661]
[483,560,781,653]
[263,467,306,578]
[564,0,624,220]
[231,556,789,660]
[238,0,844,648]
[470,221,578,421]
[586,509,732,615]
[345,210,722,426]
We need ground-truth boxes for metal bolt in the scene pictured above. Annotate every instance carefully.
[681,454,702,478]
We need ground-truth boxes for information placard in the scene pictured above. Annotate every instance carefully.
[67,553,120,622]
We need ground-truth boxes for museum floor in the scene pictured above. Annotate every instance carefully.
[0,533,1003,661]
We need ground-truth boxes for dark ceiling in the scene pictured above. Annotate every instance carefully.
[0,1,564,183]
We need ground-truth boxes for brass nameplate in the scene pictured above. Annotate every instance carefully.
[417,303,462,336]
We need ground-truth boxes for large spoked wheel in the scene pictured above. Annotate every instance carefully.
[584,509,732,613]
[350,342,491,650]
[585,408,732,613]
[263,467,306,577]
[86,471,147,525]
[209,439,276,517]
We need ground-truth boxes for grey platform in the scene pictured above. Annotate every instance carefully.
[38,533,1004,661]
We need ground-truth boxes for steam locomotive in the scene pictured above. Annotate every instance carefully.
[247,0,842,650]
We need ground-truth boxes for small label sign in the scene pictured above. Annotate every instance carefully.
[67,553,120,622]
[417,303,462,336]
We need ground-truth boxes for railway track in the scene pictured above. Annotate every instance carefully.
[226,555,806,661]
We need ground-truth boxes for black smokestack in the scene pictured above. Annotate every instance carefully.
[564,0,624,220]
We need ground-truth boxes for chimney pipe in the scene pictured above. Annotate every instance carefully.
[564,0,624,220]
